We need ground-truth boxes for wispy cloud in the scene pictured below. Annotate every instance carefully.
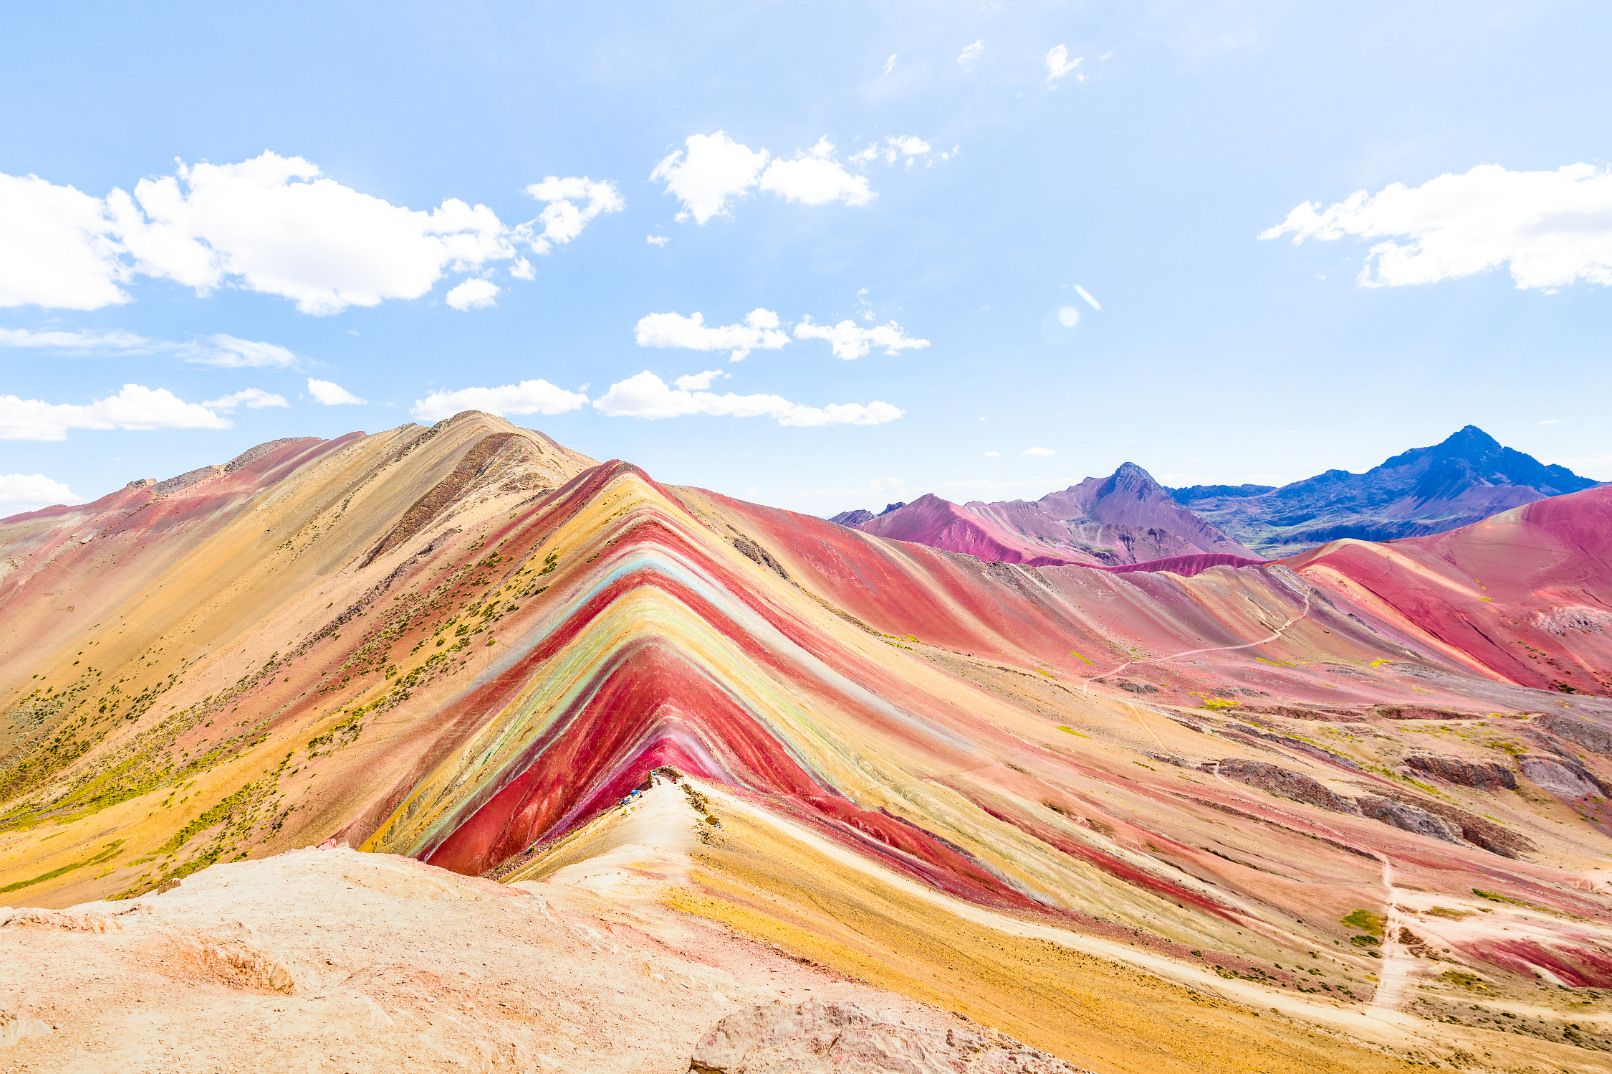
[306,378,365,406]
[1023,446,1056,457]
[673,369,728,390]
[0,325,305,369]
[958,40,984,68]
[0,327,153,352]
[593,371,902,427]
[202,387,288,411]
[188,334,302,368]
[849,136,947,168]
[410,379,587,422]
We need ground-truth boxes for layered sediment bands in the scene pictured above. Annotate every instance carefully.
[1289,487,1612,694]
[360,431,539,567]
[359,463,1041,909]
[4,413,1612,1064]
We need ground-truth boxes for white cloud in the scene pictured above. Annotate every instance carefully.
[446,278,499,310]
[111,152,515,314]
[1023,446,1056,457]
[792,317,930,360]
[202,388,288,411]
[651,132,771,224]
[0,473,81,515]
[306,378,365,406]
[673,369,728,390]
[984,450,1000,457]
[958,40,984,67]
[0,326,152,352]
[883,54,897,75]
[521,176,624,253]
[646,235,670,247]
[1046,44,1084,83]
[759,147,873,208]
[654,132,878,221]
[1260,163,1612,290]
[851,135,936,167]
[635,308,789,362]
[410,379,588,422]
[190,333,301,368]
[887,135,931,158]
[593,371,902,427]
[0,173,130,310]
[0,384,230,441]
[1539,418,1563,424]
[0,152,616,314]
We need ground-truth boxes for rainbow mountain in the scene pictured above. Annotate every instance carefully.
[2,412,1611,1072]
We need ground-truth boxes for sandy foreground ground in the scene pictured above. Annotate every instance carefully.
[0,780,1032,1074]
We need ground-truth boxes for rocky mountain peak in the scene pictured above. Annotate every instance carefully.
[1100,461,1165,499]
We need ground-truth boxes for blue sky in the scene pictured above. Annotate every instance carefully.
[3,1,1610,517]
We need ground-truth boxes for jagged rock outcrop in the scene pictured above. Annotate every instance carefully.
[1216,759,1358,814]
[1355,796,1461,843]
[1536,713,1612,756]
[1405,754,1516,791]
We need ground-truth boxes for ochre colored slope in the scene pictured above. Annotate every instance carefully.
[2,413,1610,1069]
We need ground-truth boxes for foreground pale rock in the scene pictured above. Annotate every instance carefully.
[0,845,1017,1073]
[691,1000,1092,1074]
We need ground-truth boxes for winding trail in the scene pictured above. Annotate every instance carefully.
[1369,855,1411,1016]
[1081,576,1314,696]
[1207,759,1407,1016]
[698,780,1420,1046]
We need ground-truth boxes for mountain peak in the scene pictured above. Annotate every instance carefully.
[1436,425,1502,457]
[1100,461,1165,498]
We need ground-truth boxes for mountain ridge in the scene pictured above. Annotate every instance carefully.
[1171,425,1597,553]
[852,461,1262,568]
